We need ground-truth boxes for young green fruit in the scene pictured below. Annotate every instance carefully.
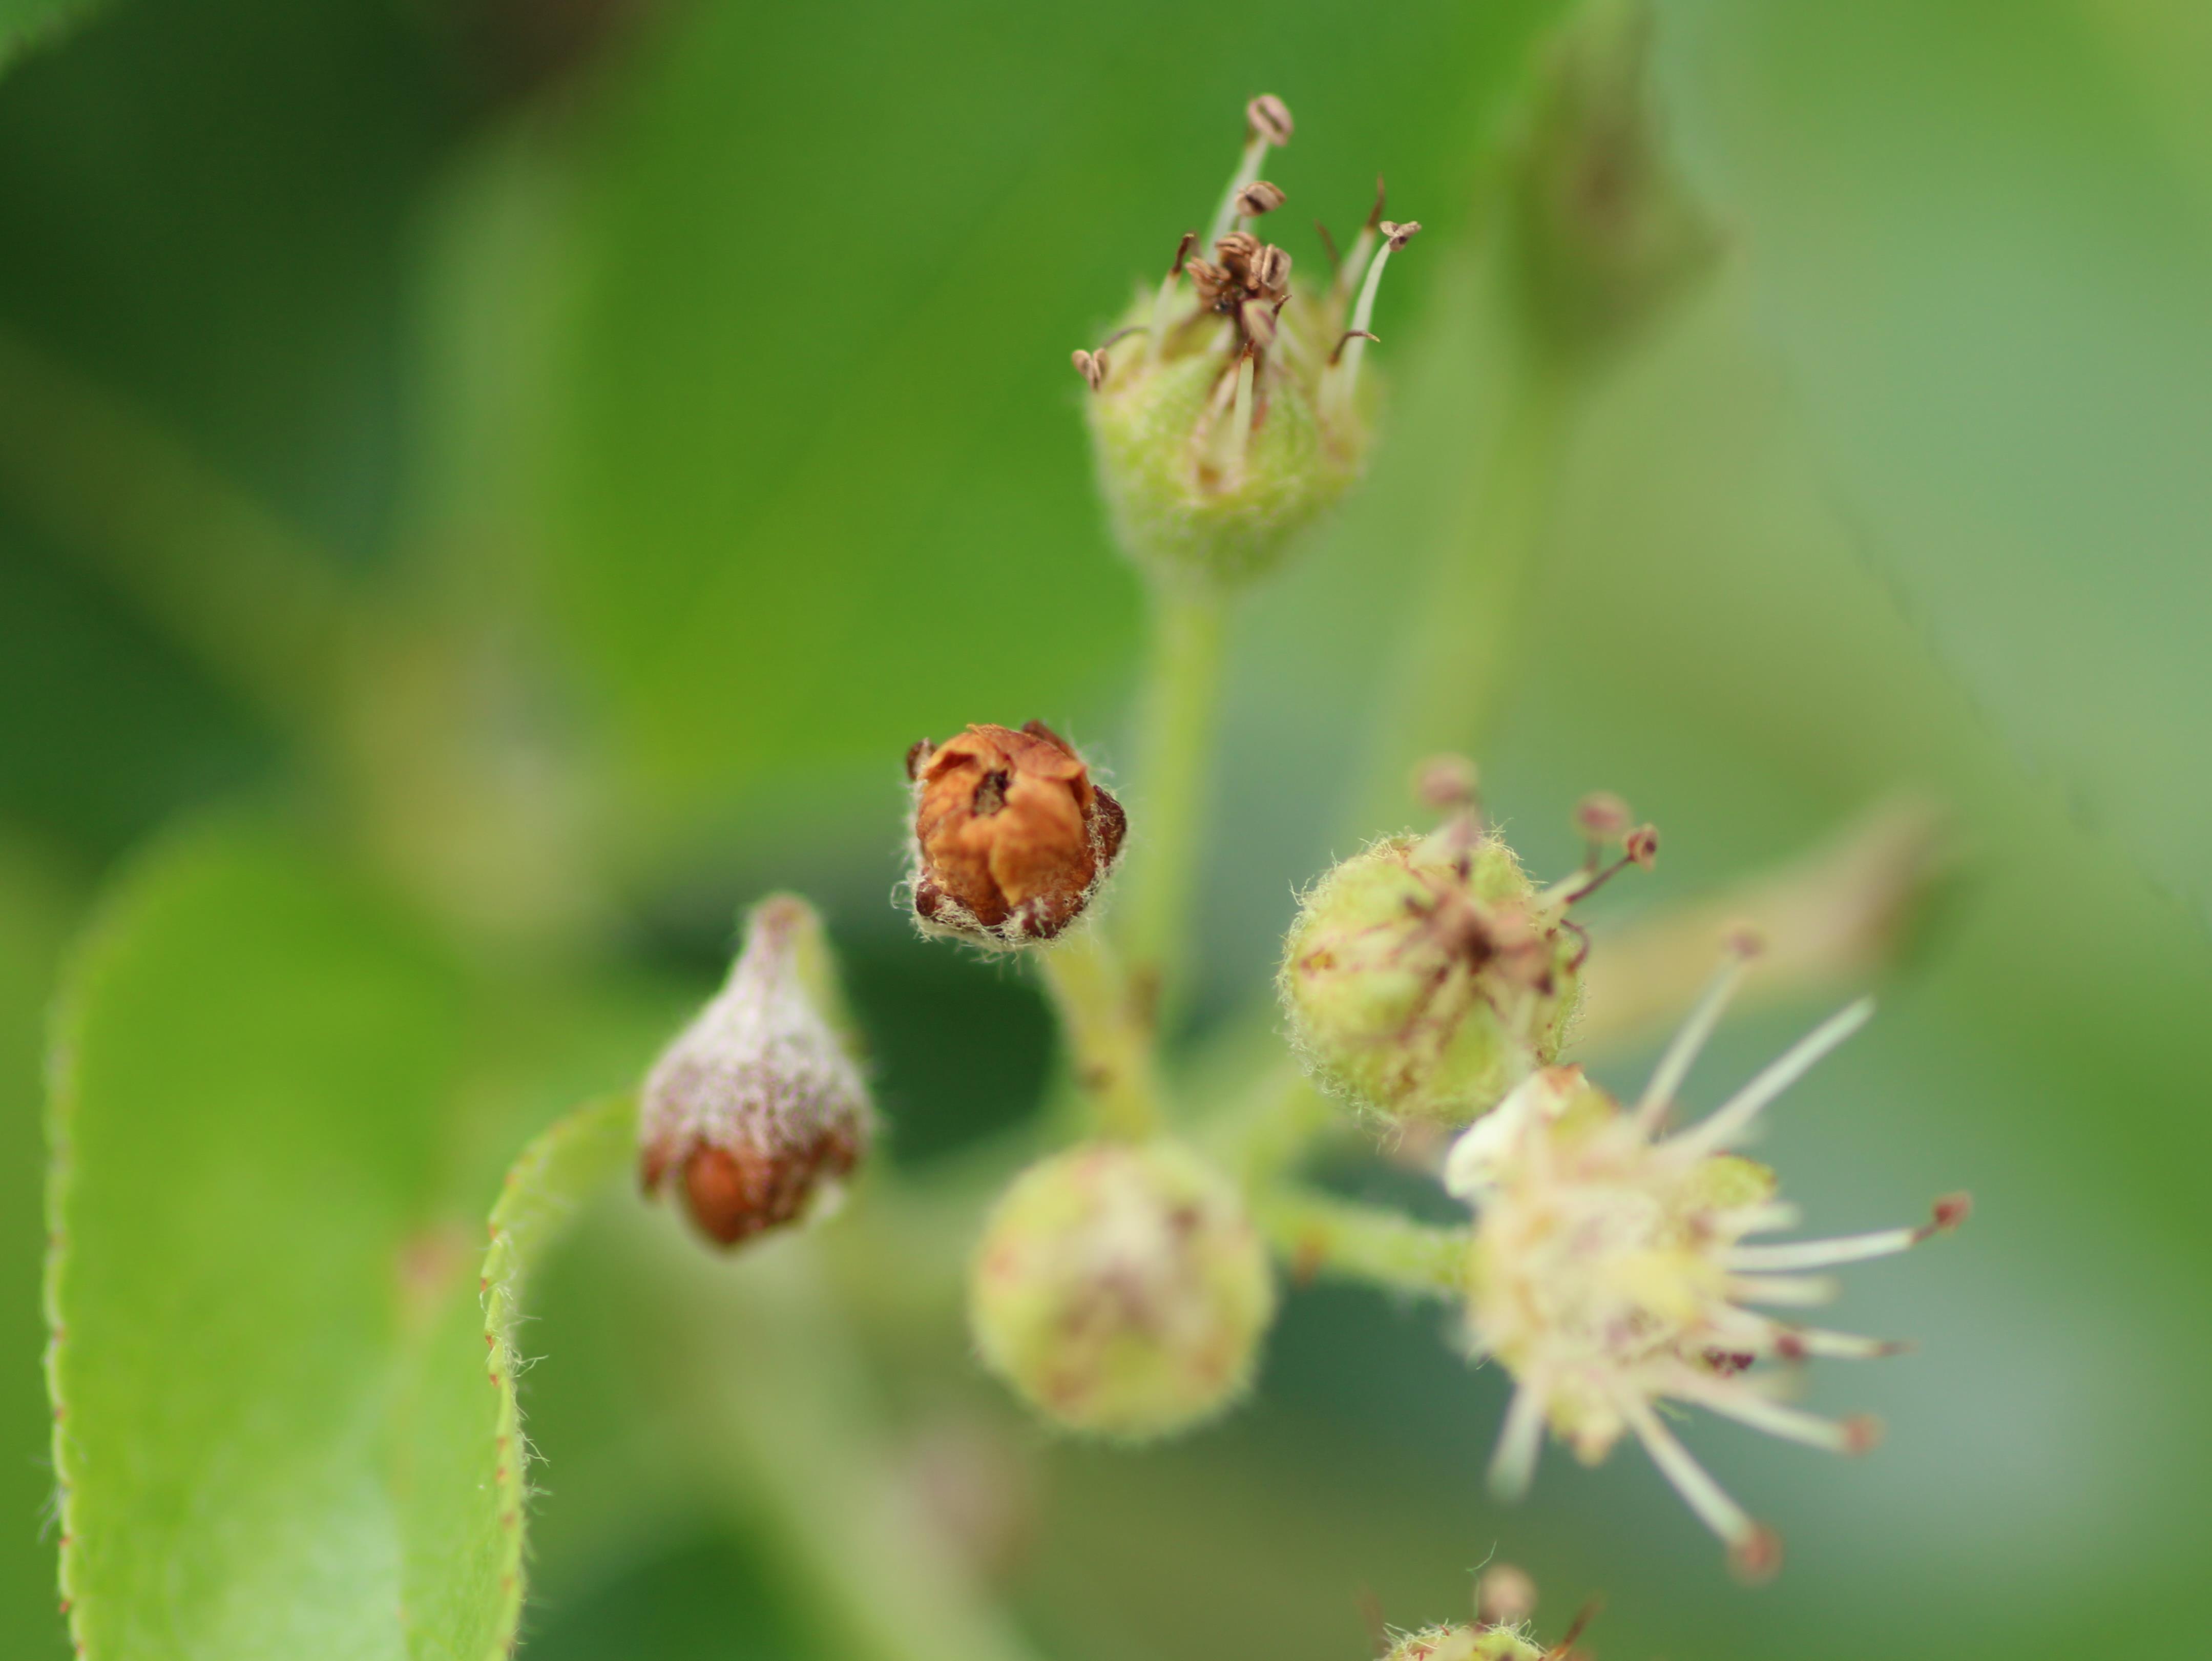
[1280,782,1655,1126]
[1280,838,1568,1125]
[1074,96,1422,588]
[968,1139,1275,1440]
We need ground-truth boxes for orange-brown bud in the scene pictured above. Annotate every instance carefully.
[907,720,1126,947]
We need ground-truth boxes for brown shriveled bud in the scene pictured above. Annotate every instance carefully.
[908,721,1127,947]
[1071,348,1105,392]
[1253,243,1293,297]
[639,896,872,1249]
[1245,93,1293,146]
[1475,1563,1539,1630]
[1381,218,1423,251]
[1234,179,1286,217]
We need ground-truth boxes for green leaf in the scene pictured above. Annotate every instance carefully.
[44,823,633,1658]
[545,0,1560,828]
[1666,0,2212,927]
[0,1,99,75]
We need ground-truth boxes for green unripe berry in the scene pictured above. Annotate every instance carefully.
[1279,827,1583,1125]
[968,1139,1275,1440]
[1072,97,1421,588]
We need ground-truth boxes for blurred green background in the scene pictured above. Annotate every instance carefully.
[4,0,2209,1656]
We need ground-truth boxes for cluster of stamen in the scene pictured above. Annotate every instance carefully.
[1069,93,1422,490]
[1445,939,1970,1577]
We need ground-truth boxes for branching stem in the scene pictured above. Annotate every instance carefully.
[1253,1186,1467,1299]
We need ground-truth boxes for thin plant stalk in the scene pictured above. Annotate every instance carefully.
[1350,346,1572,837]
[1117,580,1232,1022]
[1037,925,1167,1140]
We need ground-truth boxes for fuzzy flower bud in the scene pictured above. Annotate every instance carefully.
[1501,0,1720,369]
[1447,951,1969,1576]
[1071,97,1422,587]
[1386,1568,1593,1661]
[968,1139,1276,1440]
[1384,1630,1542,1661]
[639,895,872,1249]
[1280,785,1651,1125]
[907,720,1126,947]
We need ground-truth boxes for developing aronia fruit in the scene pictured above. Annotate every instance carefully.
[968,1139,1275,1440]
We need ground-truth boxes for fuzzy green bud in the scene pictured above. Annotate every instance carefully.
[1074,99,1422,587]
[968,1139,1275,1440]
[1280,778,1656,1125]
[1382,1627,1542,1661]
[1280,829,1579,1126]
[1501,0,1720,370]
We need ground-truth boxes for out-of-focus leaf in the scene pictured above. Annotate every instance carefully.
[0,1,95,74]
[44,824,628,1658]
[548,0,1561,828]
[1666,0,2212,929]
[0,0,465,564]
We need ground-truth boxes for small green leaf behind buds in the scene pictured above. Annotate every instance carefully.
[1280,780,1651,1125]
[968,1139,1276,1440]
[1500,0,1721,369]
[907,721,1127,947]
[1074,96,1422,587]
[639,895,872,1249]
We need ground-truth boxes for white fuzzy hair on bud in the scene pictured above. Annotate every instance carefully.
[1447,958,1967,1578]
[638,894,872,1250]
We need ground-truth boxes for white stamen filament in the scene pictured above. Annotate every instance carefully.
[1664,998,1874,1158]
[1722,1201,1803,1237]
[1224,351,1256,484]
[1726,1225,1922,1272]
[1770,1324,1908,1361]
[1488,1381,1548,1500]
[1322,239,1396,427]
[1618,1392,1755,1547]
[1633,950,1749,1132]
[1205,132,1272,246]
[1726,1273,1840,1307]
[1667,1371,1862,1454]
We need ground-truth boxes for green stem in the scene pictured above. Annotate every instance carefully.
[1349,347,1573,838]
[1036,926,1164,1139]
[1117,581,1231,1021]
[1252,1185,1468,1299]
